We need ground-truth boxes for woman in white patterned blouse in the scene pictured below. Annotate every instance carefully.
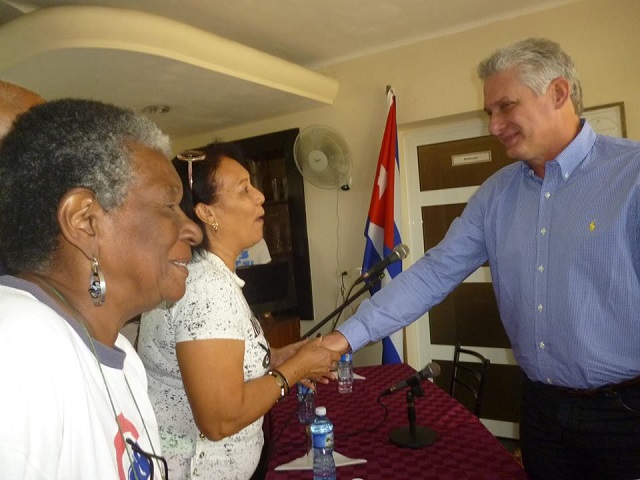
[139,142,339,480]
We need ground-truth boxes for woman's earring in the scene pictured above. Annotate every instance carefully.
[88,257,106,306]
[210,221,219,232]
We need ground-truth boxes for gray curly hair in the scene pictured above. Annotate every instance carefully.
[477,37,583,115]
[0,98,171,273]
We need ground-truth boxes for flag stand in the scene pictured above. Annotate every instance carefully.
[300,275,383,340]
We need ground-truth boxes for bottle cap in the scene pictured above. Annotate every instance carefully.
[340,352,352,362]
[315,406,326,416]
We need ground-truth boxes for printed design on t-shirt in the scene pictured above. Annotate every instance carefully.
[250,313,271,368]
[249,313,262,338]
[114,412,152,480]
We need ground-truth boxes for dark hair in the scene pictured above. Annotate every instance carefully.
[173,141,246,257]
[0,98,171,273]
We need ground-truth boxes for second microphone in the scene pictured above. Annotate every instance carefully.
[380,362,441,396]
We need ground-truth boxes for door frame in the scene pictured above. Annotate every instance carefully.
[398,114,519,438]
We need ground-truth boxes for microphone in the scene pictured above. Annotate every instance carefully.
[355,244,409,285]
[380,362,441,396]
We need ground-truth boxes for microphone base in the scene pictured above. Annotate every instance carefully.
[389,425,438,449]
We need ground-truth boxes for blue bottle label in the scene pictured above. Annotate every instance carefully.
[297,383,311,395]
[312,431,334,449]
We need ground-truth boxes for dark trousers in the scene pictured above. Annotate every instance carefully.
[520,376,640,480]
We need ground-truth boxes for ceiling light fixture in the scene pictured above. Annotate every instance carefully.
[141,104,170,114]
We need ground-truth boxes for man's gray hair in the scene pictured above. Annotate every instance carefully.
[478,37,583,115]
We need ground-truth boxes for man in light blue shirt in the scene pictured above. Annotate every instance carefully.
[324,38,640,479]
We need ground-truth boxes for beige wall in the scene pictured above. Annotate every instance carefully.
[174,0,640,362]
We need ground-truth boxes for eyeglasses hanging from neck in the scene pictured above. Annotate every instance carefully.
[176,150,206,191]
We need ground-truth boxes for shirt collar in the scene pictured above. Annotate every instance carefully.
[0,275,126,369]
[519,119,597,181]
[199,250,245,288]
[555,119,596,180]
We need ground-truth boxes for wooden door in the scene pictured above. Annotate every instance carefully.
[400,118,521,439]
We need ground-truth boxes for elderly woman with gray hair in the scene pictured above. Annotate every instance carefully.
[0,98,202,479]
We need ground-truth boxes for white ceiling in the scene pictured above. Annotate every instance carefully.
[0,0,577,138]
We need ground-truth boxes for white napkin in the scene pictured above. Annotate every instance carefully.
[274,450,367,471]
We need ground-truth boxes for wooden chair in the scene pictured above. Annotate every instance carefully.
[450,342,490,417]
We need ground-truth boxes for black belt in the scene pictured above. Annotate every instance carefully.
[549,375,640,398]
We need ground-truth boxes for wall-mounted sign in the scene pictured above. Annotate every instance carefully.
[452,150,491,166]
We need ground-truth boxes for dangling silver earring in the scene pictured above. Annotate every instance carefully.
[88,257,106,306]
[210,221,219,232]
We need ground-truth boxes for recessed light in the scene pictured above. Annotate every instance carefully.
[141,104,170,114]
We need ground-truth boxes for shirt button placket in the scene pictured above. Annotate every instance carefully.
[535,171,558,384]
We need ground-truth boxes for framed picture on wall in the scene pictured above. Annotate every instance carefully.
[583,102,626,138]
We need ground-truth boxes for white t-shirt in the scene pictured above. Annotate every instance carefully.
[139,251,270,480]
[0,276,163,480]
[235,238,271,269]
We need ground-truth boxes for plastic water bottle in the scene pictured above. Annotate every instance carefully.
[296,383,315,424]
[337,352,354,393]
[310,406,336,480]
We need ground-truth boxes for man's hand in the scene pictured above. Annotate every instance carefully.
[319,331,351,355]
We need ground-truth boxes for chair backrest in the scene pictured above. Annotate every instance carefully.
[450,342,490,417]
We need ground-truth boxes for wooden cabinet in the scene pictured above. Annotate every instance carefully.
[258,313,301,349]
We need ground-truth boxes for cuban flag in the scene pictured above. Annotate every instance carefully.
[362,87,404,364]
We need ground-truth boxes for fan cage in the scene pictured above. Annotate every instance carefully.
[293,125,352,189]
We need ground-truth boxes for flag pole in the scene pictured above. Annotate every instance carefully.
[360,85,404,364]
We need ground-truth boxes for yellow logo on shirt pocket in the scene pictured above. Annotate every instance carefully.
[589,220,596,232]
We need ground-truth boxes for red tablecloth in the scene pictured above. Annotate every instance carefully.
[265,363,526,479]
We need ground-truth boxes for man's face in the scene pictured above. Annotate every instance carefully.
[483,68,558,166]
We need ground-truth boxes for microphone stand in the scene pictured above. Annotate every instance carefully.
[389,378,439,449]
[300,274,383,340]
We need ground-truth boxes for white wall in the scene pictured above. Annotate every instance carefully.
[174,0,640,366]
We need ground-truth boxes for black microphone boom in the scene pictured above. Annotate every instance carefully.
[355,244,409,286]
[301,244,409,340]
[381,362,441,396]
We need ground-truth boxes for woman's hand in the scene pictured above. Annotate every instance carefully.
[277,337,340,386]
[270,338,308,368]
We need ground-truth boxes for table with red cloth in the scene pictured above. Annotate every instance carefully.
[264,363,526,480]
